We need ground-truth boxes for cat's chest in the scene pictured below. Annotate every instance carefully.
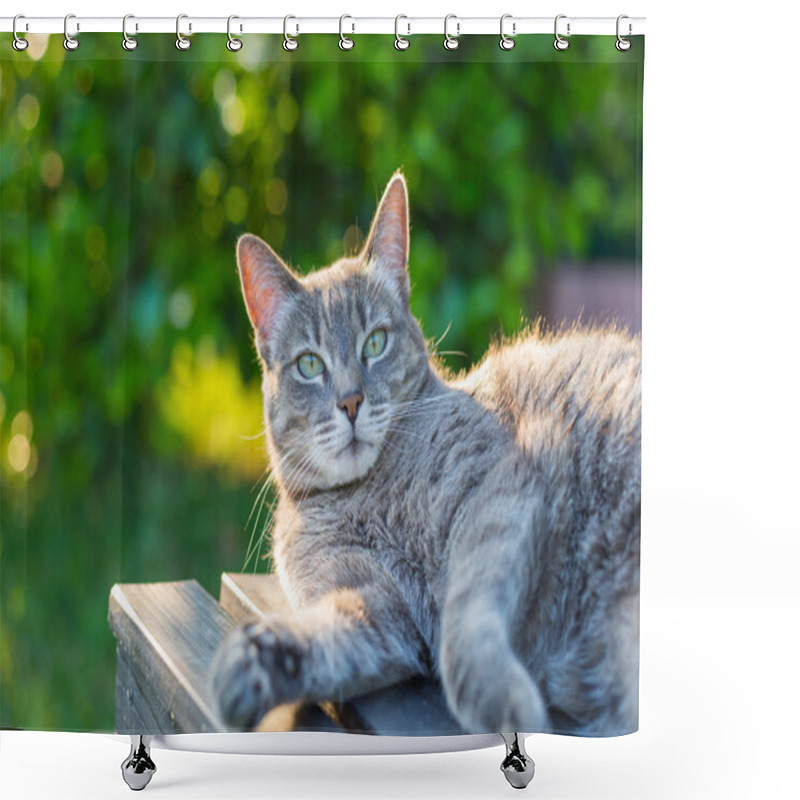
[279,481,447,649]
[355,503,445,653]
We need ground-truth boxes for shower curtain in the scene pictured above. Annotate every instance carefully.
[0,28,643,738]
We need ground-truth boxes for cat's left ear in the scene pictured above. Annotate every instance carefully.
[236,233,301,363]
[363,172,410,302]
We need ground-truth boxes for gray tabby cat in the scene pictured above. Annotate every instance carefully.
[211,172,640,735]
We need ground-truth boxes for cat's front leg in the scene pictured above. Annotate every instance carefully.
[211,574,428,730]
[439,476,550,733]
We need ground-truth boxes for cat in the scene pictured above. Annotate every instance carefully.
[211,172,641,735]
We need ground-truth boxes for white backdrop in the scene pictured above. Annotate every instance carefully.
[2,1,799,798]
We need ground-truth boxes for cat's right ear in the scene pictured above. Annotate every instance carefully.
[236,234,300,361]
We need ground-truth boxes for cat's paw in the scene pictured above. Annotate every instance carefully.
[211,620,306,730]
[444,655,549,733]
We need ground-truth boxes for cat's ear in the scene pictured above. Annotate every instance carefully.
[236,234,300,358]
[363,172,410,301]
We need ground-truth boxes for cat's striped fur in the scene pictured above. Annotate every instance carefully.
[211,173,640,734]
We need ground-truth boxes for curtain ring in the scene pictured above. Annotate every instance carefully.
[394,15,410,51]
[12,15,29,51]
[444,14,459,51]
[554,14,570,51]
[499,14,515,51]
[176,13,191,50]
[339,15,354,50]
[227,15,243,51]
[64,13,80,51]
[283,15,299,51]
[122,14,138,51]
[616,15,632,51]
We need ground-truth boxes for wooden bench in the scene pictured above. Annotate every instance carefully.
[108,573,464,736]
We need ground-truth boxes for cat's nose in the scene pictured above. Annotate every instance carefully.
[337,391,363,424]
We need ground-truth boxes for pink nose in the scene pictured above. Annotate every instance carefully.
[338,391,363,423]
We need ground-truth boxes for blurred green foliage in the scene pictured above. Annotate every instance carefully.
[0,33,642,730]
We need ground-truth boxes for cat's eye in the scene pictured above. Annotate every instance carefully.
[362,329,387,360]
[297,352,325,379]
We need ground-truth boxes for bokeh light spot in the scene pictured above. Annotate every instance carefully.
[264,178,287,215]
[197,160,225,204]
[11,410,33,439]
[222,95,245,135]
[18,93,40,131]
[224,185,249,224]
[168,289,195,330]
[8,433,31,473]
[40,151,64,189]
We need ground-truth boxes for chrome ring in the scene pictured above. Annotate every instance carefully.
[12,15,29,51]
[122,14,138,51]
[64,13,79,51]
[227,15,243,51]
[554,14,570,51]
[283,15,299,51]
[616,14,632,51]
[339,14,354,50]
[444,14,459,51]
[176,13,191,50]
[394,14,410,50]
[499,14,515,51]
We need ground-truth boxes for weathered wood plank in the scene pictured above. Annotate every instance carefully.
[219,571,291,621]
[220,573,465,735]
[109,580,233,734]
[116,646,177,735]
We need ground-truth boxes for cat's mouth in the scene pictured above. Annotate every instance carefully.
[337,437,371,458]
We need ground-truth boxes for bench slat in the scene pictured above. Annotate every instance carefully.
[220,571,292,621]
[109,580,232,734]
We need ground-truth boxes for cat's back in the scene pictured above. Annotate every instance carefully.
[457,324,641,460]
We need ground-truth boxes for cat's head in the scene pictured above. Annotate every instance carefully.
[237,172,429,495]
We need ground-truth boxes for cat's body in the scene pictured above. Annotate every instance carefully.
[212,173,640,735]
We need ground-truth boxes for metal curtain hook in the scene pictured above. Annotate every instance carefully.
[339,15,354,50]
[122,14,138,51]
[616,14,632,51]
[554,14,570,51]
[227,15,243,51]
[64,13,79,51]
[12,14,29,51]
[394,14,410,50]
[444,14,459,51]
[176,13,191,50]
[500,14,515,50]
[283,15,299,51]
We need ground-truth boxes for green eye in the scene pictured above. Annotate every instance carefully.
[362,329,387,360]
[297,352,325,379]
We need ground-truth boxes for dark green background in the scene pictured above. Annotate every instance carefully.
[0,33,642,730]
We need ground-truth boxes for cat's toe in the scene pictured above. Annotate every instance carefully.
[211,628,275,730]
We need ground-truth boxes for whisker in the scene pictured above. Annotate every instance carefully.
[244,476,277,571]
[238,428,267,441]
[383,427,429,446]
